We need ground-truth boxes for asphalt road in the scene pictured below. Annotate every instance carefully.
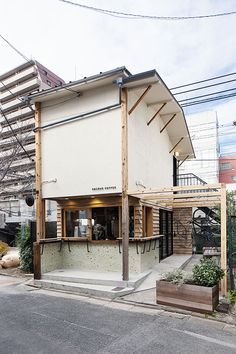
[0,275,236,354]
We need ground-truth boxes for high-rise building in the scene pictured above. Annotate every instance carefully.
[179,111,219,184]
[0,60,64,225]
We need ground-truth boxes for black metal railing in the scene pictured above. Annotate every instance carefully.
[177,173,207,186]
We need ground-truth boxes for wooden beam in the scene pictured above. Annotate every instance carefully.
[33,242,41,279]
[177,155,190,168]
[172,197,221,204]
[121,88,129,281]
[35,102,45,241]
[128,183,222,196]
[147,102,167,126]
[169,137,184,154]
[160,113,177,133]
[128,85,152,115]
[220,185,227,296]
[147,99,172,107]
[172,201,220,208]
[141,191,221,200]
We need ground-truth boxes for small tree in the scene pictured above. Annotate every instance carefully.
[17,223,32,272]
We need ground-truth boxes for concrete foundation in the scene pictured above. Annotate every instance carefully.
[40,240,160,275]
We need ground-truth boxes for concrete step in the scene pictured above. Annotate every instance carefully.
[41,270,150,289]
[33,279,134,299]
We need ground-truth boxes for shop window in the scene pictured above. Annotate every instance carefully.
[142,206,153,237]
[92,207,119,240]
[65,209,91,237]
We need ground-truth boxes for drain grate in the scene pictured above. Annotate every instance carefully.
[111,287,125,292]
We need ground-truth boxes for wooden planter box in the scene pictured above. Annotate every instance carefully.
[156,280,219,314]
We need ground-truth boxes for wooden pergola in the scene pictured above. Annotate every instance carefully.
[127,183,227,295]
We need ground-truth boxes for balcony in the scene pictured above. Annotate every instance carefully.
[0,66,37,92]
[0,78,40,103]
[0,107,34,127]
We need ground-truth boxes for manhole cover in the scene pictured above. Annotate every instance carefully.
[112,287,125,291]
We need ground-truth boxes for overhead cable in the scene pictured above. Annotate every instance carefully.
[0,108,34,163]
[0,33,30,62]
[59,0,236,21]
[171,71,236,90]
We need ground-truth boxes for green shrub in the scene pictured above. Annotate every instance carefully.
[192,258,224,287]
[17,223,32,272]
[164,269,193,285]
[229,289,236,304]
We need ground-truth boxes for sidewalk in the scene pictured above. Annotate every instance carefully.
[120,254,193,305]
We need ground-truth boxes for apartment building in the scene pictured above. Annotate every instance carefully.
[0,60,64,226]
[179,111,219,184]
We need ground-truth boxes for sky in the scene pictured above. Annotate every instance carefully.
[1,0,236,153]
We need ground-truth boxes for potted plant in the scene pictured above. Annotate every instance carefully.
[156,258,225,314]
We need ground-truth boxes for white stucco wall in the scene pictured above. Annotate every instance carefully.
[40,85,122,198]
[128,91,173,190]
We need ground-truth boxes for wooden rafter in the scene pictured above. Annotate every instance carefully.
[140,191,221,200]
[128,183,222,196]
[178,155,189,168]
[128,182,227,295]
[128,85,152,115]
[169,137,184,154]
[160,113,177,133]
[147,102,167,126]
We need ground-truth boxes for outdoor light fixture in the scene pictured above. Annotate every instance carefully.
[25,195,34,207]
[174,151,180,157]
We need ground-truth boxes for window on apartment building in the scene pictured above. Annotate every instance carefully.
[220,162,231,170]
[231,176,236,181]
[142,206,153,237]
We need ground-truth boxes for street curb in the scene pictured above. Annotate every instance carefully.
[113,297,236,328]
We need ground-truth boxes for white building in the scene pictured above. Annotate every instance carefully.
[0,60,64,227]
[29,67,196,283]
[179,111,219,184]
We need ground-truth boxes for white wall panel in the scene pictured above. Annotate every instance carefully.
[41,108,122,198]
[128,91,173,190]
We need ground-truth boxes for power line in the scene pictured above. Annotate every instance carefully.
[59,0,236,21]
[0,108,34,163]
[0,33,30,63]
[178,87,236,103]
[171,71,236,90]
[181,91,236,107]
[174,78,236,96]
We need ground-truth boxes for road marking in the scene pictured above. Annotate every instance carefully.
[173,328,236,349]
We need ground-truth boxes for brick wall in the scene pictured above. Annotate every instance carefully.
[173,207,192,254]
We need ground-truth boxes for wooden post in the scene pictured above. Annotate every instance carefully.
[33,242,41,279]
[35,102,45,241]
[121,88,129,281]
[220,184,227,296]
